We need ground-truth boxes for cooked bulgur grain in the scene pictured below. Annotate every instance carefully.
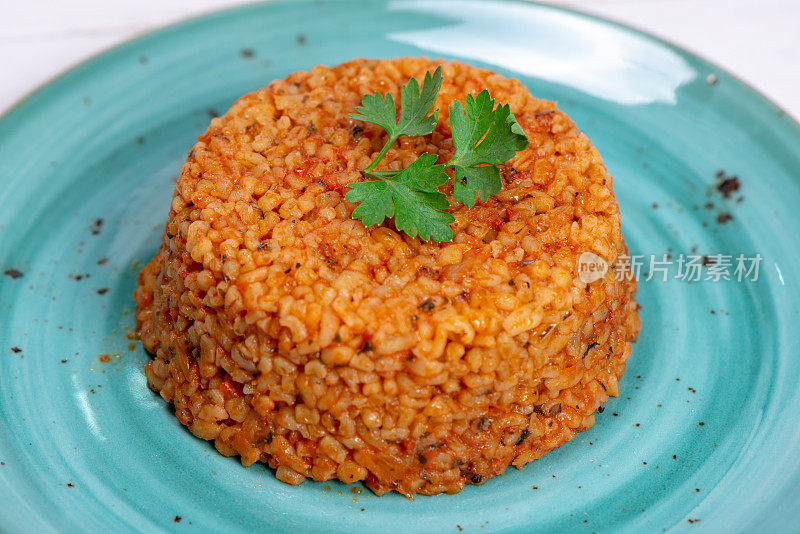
[134,57,640,497]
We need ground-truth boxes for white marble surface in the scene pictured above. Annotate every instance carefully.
[2,0,798,119]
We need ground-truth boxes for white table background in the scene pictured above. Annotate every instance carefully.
[2,0,799,120]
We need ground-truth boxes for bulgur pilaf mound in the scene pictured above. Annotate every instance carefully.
[134,57,640,497]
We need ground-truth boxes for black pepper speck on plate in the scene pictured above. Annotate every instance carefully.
[3,269,23,279]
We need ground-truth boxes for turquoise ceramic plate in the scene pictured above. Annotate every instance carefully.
[2,1,800,532]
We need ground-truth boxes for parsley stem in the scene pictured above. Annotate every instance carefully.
[364,135,397,173]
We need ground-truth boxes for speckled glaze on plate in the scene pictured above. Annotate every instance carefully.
[1,1,800,532]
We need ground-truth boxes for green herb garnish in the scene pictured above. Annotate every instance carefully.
[347,154,454,243]
[352,67,444,172]
[346,66,529,242]
[448,91,530,208]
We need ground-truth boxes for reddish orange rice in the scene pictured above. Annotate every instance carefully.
[134,57,640,497]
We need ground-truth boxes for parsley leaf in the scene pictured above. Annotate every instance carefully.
[347,69,529,242]
[351,66,443,171]
[447,90,529,207]
[350,92,397,138]
[395,66,443,137]
[345,154,454,242]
